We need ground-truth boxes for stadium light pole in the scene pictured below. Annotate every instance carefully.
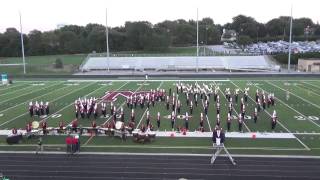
[288,5,293,72]
[196,8,199,73]
[106,8,110,72]
[19,11,26,74]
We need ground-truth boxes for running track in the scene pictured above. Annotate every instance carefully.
[1,153,320,180]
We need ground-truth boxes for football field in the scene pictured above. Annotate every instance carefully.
[1,78,320,156]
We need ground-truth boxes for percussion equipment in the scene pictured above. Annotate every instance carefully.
[148,132,156,139]
[115,121,124,130]
[32,121,39,129]
[6,135,22,144]
[132,131,138,138]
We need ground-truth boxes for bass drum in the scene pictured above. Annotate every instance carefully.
[6,135,23,144]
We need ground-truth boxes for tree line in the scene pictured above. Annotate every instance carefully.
[1,15,320,57]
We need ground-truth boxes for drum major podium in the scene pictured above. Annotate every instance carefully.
[210,143,236,165]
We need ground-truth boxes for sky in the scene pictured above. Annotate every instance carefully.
[0,0,319,33]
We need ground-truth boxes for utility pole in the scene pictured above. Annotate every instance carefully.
[19,11,26,74]
[196,8,199,72]
[288,5,293,72]
[106,8,110,72]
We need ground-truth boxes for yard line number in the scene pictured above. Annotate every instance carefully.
[294,115,319,121]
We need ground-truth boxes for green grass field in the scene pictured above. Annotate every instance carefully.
[0,54,86,75]
[0,78,320,156]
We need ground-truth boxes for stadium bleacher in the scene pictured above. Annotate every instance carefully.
[80,55,276,72]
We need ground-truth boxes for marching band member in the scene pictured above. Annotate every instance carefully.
[271,93,275,106]
[91,120,97,129]
[195,93,198,107]
[110,102,114,115]
[185,112,189,130]
[166,95,170,110]
[234,89,239,103]
[241,104,246,118]
[255,89,259,103]
[130,96,134,109]
[216,102,220,115]
[29,102,34,117]
[216,114,220,126]
[204,100,208,115]
[41,120,47,135]
[45,102,49,115]
[189,101,193,114]
[72,119,78,133]
[267,94,271,108]
[200,112,204,127]
[35,101,40,116]
[244,88,249,103]
[101,103,107,117]
[238,114,243,132]
[177,100,181,114]
[157,112,161,129]
[172,95,176,111]
[254,107,258,123]
[227,113,231,131]
[80,104,85,119]
[228,101,233,115]
[262,94,266,109]
[40,101,44,115]
[146,110,150,126]
[271,110,277,130]
[58,120,64,133]
[126,96,130,108]
[257,98,261,112]
[130,109,135,122]
[120,107,124,122]
[26,122,32,134]
[93,104,98,119]
[214,87,218,102]
[171,111,175,130]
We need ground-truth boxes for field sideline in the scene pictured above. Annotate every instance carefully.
[0,78,320,156]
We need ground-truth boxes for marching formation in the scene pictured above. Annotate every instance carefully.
[24,82,279,134]
[28,101,50,117]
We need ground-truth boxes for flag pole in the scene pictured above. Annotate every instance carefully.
[106,8,110,72]
[19,11,26,74]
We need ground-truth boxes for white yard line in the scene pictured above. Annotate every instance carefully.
[302,81,320,90]
[0,82,61,104]
[0,82,29,92]
[257,82,320,129]
[0,83,28,97]
[0,82,95,127]
[239,81,311,150]
[0,83,35,97]
[0,83,68,114]
[267,81,320,110]
[213,81,251,132]
[295,83,320,97]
